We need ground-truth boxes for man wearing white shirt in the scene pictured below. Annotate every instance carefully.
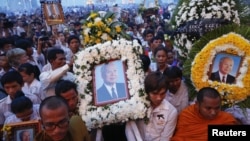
[0,71,40,124]
[39,48,75,97]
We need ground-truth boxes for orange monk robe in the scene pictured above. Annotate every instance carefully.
[170,104,238,141]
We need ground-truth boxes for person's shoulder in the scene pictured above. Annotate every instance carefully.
[116,83,125,87]
[161,99,177,112]
[228,74,235,79]
[0,96,8,104]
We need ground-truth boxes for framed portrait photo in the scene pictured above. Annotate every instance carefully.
[74,39,149,130]
[42,2,65,25]
[4,120,41,141]
[93,60,129,106]
[208,52,242,84]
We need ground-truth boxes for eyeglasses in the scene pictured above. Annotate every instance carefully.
[42,118,69,131]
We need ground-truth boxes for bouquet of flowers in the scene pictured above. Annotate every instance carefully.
[172,0,240,57]
[82,11,130,47]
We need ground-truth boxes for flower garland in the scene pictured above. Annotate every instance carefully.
[1,125,11,141]
[172,0,240,57]
[191,32,250,106]
[82,11,130,47]
[73,39,149,130]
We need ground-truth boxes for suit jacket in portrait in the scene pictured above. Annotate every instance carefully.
[96,83,127,103]
[209,71,235,84]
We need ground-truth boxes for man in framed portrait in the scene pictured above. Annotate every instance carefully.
[96,62,127,103]
[19,130,31,141]
[210,56,236,84]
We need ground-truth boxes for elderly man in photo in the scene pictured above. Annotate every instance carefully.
[19,130,31,141]
[210,56,235,84]
[96,62,127,103]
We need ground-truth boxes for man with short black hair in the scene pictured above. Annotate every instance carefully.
[170,87,238,141]
[35,96,90,141]
[55,80,79,117]
[39,48,75,97]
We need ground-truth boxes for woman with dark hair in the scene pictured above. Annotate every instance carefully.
[18,63,45,101]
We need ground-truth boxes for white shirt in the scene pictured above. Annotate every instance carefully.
[136,99,178,141]
[219,71,227,82]
[0,94,40,124]
[4,104,40,125]
[39,64,76,97]
[22,79,45,101]
[104,83,118,98]
[31,49,46,71]
[165,81,189,113]
[225,105,250,124]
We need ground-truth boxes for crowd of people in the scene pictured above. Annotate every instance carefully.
[0,2,246,141]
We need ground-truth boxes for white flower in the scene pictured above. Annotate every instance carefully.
[94,17,102,23]
[101,33,108,40]
[174,0,240,57]
[84,28,90,35]
[73,39,148,130]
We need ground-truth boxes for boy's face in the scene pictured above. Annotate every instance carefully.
[145,33,153,42]
[3,81,22,99]
[149,88,166,108]
[0,56,8,68]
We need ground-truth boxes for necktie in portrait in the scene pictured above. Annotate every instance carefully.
[222,76,225,83]
[111,87,117,98]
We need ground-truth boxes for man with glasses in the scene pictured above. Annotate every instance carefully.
[35,96,90,141]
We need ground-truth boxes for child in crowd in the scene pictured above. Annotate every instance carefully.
[163,66,189,113]
[4,92,40,124]
[154,46,169,73]
[18,63,45,101]
[0,71,40,124]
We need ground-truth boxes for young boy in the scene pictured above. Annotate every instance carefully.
[127,72,178,141]
[0,71,40,124]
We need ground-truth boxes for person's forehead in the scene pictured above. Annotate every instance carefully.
[4,81,21,86]
[222,58,233,62]
[41,106,68,119]
[201,96,221,106]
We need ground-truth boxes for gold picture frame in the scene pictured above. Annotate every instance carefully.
[42,3,65,25]
[3,120,41,141]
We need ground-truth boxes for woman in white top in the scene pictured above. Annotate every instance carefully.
[18,63,45,101]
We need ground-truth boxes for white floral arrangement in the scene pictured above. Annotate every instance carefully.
[173,0,240,57]
[73,39,149,130]
[191,32,250,106]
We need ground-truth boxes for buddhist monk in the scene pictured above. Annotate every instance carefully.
[171,87,238,141]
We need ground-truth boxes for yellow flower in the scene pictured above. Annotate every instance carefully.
[96,21,103,28]
[107,18,112,23]
[87,23,93,28]
[97,31,102,37]
[90,13,98,19]
[82,11,129,47]
[95,38,101,44]
[191,33,250,106]
[105,28,111,33]
[115,26,121,33]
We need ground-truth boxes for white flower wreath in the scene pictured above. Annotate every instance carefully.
[73,39,149,130]
[173,0,240,57]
